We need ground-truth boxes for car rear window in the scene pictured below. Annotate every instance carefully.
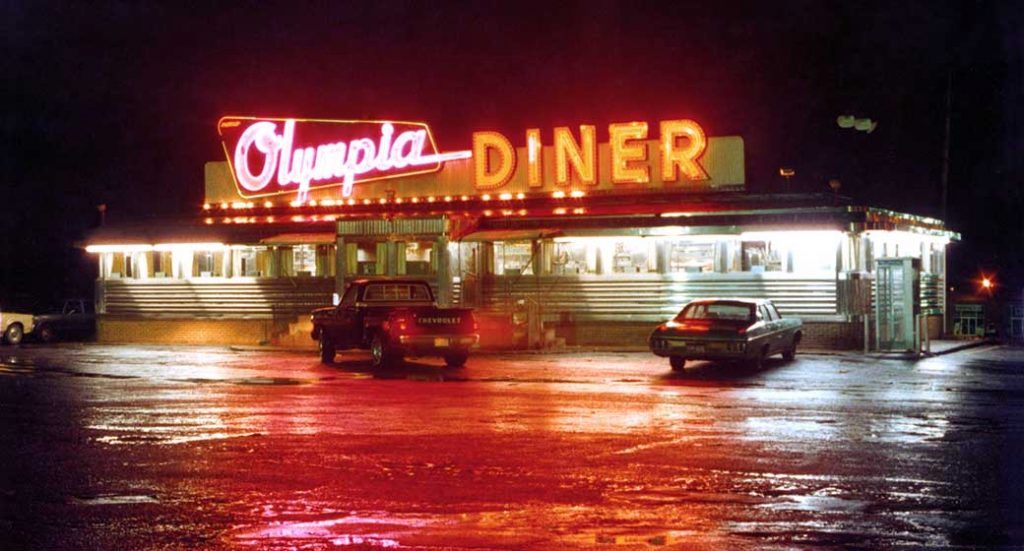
[363,283,432,302]
[677,302,753,322]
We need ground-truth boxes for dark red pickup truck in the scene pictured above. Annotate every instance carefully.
[311,279,479,368]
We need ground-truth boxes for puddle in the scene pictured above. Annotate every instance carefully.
[761,494,870,512]
[72,494,159,505]
[231,513,428,547]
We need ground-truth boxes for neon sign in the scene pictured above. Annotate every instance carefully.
[472,119,709,189]
[219,117,471,201]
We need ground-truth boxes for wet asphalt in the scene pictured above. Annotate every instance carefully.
[1,343,1022,549]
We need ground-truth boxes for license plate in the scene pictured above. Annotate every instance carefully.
[434,337,449,347]
[687,344,705,353]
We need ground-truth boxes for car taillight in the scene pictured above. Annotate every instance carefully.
[737,326,748,335]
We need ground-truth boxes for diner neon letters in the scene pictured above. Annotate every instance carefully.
[472,119,709,189]
[222,118,471,201]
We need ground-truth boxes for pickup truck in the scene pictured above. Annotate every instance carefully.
[32,298,96,343]
[311,279,479,368]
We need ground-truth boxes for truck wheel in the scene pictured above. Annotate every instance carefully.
[370,334,399,368]
[444,351,468,368]
[37,325,56,343]
[3,323,24,345]
[669,356,686,372]
[319,334,335,364]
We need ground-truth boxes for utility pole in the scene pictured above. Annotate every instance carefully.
[941,70,952,222]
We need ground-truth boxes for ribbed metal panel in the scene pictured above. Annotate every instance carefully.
[481,274,837,322]
[101,278,334,318]
[336,218,445,236]
[920,274,944,314]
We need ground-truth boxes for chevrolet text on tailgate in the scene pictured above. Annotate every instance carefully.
[311,279,479,368]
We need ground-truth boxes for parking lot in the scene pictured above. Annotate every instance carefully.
[1,343,1022,549]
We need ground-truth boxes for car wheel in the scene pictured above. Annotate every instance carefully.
[669,356,686,371]
[782,335,799,361]
[750,345,769,370]
[444,351,468,368]
[3,323,24,345]
[370,334,399,368]
[319,334,335,364]
[37,325,56,343]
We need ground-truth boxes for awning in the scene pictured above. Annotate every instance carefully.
[259,233,337,245]
[459,229,562,242]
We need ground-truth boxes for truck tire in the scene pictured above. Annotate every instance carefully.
[370,334,399,368]
[37,324,56,343]
[444,351,468,368]
[319,333,335,364]
[3,323,24,345]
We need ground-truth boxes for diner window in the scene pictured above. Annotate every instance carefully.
[316,245,336,277]
[400,241,435,276]
[151,251,172,277]
[495,241,534,276]
[610,239,655,274]
[346,241,385,275]
[741,241,783,273]
[551,240,593,275]
[292,245,317,276]
[193,251,223,277]
[234,247,261,277]
[669,240,716,273]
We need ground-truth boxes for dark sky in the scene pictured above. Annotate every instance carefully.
[4,0,1022,302]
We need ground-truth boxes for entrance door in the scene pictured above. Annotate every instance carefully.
[875,258,920,351]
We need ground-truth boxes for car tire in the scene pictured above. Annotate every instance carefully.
[749,345,769,370]
[3,323,24,345]
[782,335,799,361]
[370,334,399,369]
[444,351,468,368]
[669,356,686,371]
[319,334,335,364]
[37,325,56,344]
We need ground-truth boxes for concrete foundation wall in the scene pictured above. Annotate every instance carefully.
[99,317,276,346]
[553,320,867,350]
[98,314,943,352]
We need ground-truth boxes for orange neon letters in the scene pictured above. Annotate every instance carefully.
[526,128,543,188]
[554,125,597,186]
[472,131,516,189]
[471,119,709,190]
[661,119,709,182]
[609,122,650,184]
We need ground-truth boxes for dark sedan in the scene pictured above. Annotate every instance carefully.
[649,298,802,371]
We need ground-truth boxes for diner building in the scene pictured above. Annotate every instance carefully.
[85,117,957,349]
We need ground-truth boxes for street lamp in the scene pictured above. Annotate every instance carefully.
[837,115,878,134]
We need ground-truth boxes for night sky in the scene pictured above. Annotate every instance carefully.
[4,0,1022,304]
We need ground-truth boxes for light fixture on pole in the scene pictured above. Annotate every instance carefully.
[837,115,878,134]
